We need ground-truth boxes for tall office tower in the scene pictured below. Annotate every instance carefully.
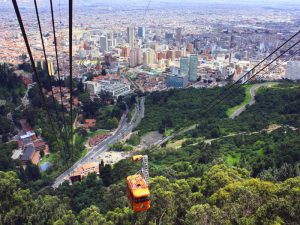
[107,31,116,49]
[194,40,201,51]
[129,49,137,67]
[48,61,55,76]
[180,57,189,76]
[286,61,300,80]
[138,27,146,39]
[187,43,194,54]
[129,48,143,67]
[143,50,155,67]
[100,36,108,52]
[189,55,198,82]
[150,50,156,65]
[35,60,55,76]
[127,27,135,49]
[176,27,183,43]
[122,47,130,58]
[143,52,149,67]
[137,48,143,65]
[181,48,187,57]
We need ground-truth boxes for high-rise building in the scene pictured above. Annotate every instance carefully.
[286,61,300,80]
[127,27,135,49]
[180,57,189,76]
[107,31,116,50]
[189,55,198,82]
[48,61,55,76]
[138,27,146,39]
[137,48,143,65]
[181,48,187,57]
[100,36,108,52]
[129,49,137,67]
[121,47,130,58]
[143,49,156,67]
[176,27,183,43]
[129,48,143,67]
[187,43,194,54]
[35,60,55,76]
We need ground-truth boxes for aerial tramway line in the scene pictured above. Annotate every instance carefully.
[12,0,300,213]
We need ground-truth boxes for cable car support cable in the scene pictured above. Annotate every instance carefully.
[49,0,70,151]
[12,0,61,147]
[33,0,68,149]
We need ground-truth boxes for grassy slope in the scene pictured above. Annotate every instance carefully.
[226,85,252,117]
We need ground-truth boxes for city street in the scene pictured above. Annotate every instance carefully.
[52,97,145,188]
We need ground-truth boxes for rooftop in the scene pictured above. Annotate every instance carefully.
[20,145,35,161]
[127,174,149,197]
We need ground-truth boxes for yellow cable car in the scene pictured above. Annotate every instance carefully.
[127,155,150,212]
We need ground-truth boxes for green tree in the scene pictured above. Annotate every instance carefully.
[29,195,71,225]
[186,204,225,225]
[79,205,109,225]
[0,171,34,225]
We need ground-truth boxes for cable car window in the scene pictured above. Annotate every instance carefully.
[134,198,139,203]
[139,196,149,202]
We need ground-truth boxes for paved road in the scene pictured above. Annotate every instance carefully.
[52,97,145,188]
[230,83,276,119]
[153,125,197,147]
[155,83,277,147]
[15,83,34,111]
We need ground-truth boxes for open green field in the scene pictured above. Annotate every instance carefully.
[226,85,252,117]
[226,153,241,166]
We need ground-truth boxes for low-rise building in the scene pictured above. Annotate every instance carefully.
[20,144,40,165]
[99,80,131,98]
[166,74,188,88]
[84,77,131,98]
[69,162,100,183]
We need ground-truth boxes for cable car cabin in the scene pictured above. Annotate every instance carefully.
[127,174,150,212]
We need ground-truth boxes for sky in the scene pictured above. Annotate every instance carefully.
[1,0,299,10]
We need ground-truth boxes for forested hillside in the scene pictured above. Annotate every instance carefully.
[1,82,300,225]
[137,86,245,135]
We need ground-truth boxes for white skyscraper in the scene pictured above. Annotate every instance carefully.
[129,48,142,67]
[143,49,156,67]
[129,49,137,67]
[100,36,108,52]
[127,27,135,49]
[286,61,300,80]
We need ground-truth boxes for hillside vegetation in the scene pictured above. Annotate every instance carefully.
[1,82,300,225]
[137,86,245,135]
